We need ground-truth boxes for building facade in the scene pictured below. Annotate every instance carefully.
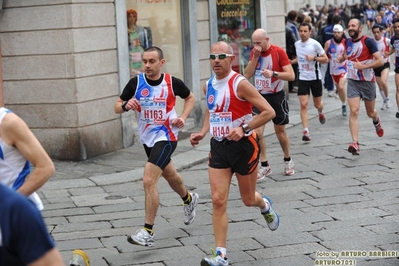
[0,0,292,160]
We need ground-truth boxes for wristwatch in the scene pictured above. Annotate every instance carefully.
[273,71,278,78]
[314,56,317,61]
[241,123,251,134]
[121,101,129,112]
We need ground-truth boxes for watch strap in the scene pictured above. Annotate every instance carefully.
[121,101,129,112]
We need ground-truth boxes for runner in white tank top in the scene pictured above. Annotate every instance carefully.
[0,107,55,210]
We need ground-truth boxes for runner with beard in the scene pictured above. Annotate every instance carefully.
[336,19,384,155]
[324,24,348,116]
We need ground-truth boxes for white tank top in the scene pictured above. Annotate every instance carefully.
[0,108,43,210]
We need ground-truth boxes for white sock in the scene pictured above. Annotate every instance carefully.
[216,247,227,257]
[304,127,309,133]
[379,90,387,101]
[261,201,270,213]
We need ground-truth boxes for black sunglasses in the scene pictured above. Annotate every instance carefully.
[209,53,233,60]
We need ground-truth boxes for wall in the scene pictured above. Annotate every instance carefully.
[265,0,286,48]
[0,45,3,107]
[0,1,122,160]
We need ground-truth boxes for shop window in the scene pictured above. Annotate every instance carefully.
[216,0,256,74]
[126,0,183,79]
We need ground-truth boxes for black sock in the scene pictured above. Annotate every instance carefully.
[182,192,191,205]
[144,223,154,235]
[261,161,269,167]
[284,157,291,162]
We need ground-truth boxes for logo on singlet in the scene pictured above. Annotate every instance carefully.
[346,46,352,53]
[208,95,214,104]
[141,88,150,97]
[331,48,336,53]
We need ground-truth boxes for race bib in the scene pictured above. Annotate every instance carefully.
[255,70,271,92]
[140,97,167,125]
[209,112,233,140]
[299,56,312,71]
[347,61,358,79]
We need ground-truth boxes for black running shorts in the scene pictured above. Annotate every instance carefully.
[143,141,177,170]
[252,90,289,125]
[208,132,260,175]
[298,80,323,97]
[373,62,390,77]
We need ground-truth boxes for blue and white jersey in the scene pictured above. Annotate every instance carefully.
[0,107,43,210]
[365,9,375,20]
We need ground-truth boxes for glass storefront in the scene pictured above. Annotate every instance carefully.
[126,0,183,80]
[216,0,256,74]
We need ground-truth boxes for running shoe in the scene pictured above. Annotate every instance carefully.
[319,113,326,124]
[184,192,199,225]
[385,99,391,109]
[348,141,360,155]
[69,250,90,266]
[284,159,295,176]
[381,98,391,110]
[342,105,347,116]
[328,91,336,97]
[302,130,311,141]
[127,229,155,247]
[261,196,280,231]
[257,165,272,181]
[396,112,399,118]
[381,100,386,110]
[201,250,228,266]
[374,117,384,137]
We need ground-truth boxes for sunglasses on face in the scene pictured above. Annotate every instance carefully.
[209,54,233,60]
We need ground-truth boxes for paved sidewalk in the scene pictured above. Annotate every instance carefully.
[42,74,399,266]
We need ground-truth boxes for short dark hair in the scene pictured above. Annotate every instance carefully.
[332,15,341,25]
[299,22,312,31]
[287,10,298,21]
[372,25,383,31]
[144,46,164,60]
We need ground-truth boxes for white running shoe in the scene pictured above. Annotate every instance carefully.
[382,98,391,110]
[127,229,155,247]
[201,250,228,266]
[284,159,295,176]
[184,192,199,225]
[386,99,391,109]
[257,165,272,181]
